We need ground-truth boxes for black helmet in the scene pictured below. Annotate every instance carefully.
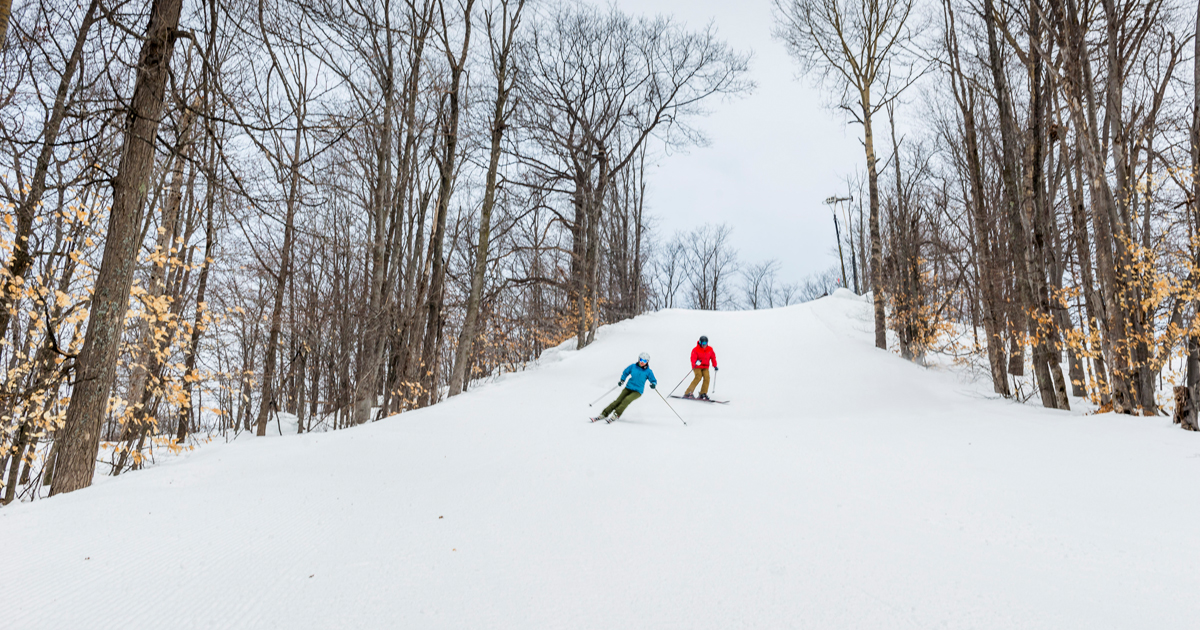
[699,335,708,344]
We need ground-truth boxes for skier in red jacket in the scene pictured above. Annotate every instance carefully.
[683,335,718,400]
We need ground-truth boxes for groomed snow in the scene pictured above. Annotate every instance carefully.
[5,292,1200,629]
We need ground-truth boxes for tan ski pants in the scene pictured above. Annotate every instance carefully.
[685,368,710,395]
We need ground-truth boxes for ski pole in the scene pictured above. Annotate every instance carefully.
[666,371,692,397]
[711,369,717,394]
[655,389,687,426]
[589,383,621,407]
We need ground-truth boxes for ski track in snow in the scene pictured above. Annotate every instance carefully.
[4,290,1199,629]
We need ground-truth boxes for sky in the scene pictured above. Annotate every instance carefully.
[611,0,864,287]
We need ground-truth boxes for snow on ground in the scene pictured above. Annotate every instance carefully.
[5,291,1200,629]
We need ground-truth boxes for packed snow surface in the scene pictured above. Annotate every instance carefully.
[5,291,1200,629]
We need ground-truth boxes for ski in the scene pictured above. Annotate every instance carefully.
[669,395,729,404]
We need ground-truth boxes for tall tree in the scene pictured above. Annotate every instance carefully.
[517,4,750,348]
[50,0,185,495]
[418,0,475,406]
[774,0,918,350]
[941,0,1008,395]
[1188,0,1200,426]
[448,0,525,397]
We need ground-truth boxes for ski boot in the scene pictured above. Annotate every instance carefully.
[605,414,619,423]
[699,393,710,401]
[682,393,695,399]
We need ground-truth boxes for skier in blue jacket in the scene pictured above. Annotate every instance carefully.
[599,352,657,422]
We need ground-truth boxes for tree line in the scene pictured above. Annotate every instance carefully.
[8,0,1192,505]
[774,0,1200,423]
[0,0,757,501]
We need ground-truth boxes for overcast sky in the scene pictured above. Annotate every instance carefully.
[609,0,864,287]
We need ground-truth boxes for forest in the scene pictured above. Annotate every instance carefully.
[1,0,1197,504]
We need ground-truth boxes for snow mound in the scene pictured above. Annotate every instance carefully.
[3,295,1199,629]
[831,286,866,301]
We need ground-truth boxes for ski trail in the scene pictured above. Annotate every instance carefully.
[4,293,1200,629]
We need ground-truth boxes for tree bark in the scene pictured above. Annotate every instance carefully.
[1188,0,1200,425]
[0,0,11,48]
[1021,6,1069,409]
[862,95,886,350]
[115,103,199,472]
[50,0,184,495]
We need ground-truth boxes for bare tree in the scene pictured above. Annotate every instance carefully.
[798,265,841,302]
[683,223,738,310]
[416,0,475,407]
[50,0,185,495]
[449,0,525,398]
[939,0,1008,395]
[649,232,688,310]
[741,259,781,309]
[774,0,918,350]
[515,4,751,347]
[775,281,800,306]
[0,0,101,344]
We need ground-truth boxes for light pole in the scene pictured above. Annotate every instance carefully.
[824,195,853,292]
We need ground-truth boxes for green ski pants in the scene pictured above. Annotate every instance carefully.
[603,388,642,418]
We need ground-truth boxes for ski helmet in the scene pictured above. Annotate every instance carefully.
[638,352,650,363]
[699,335,708,344]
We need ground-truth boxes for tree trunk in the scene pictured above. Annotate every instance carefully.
[115,104,199,472]
[944,0,1008,394]
[3,420,28,504]
[1174,386,1198,431]
[50,0,184,496]
[450,2,521,395]
[1185,0,1200,425]
[984,0,1043,401]
[450,64,511,395]
[420,0,474,406]
[1021,8,1068,410]
[0,0,12,48]
[862,95,886,350]
[585,152,609,344]
[1048,0,1136,412]
[353,7,401,426]
[255,132,301,436]
[175,181,216,442]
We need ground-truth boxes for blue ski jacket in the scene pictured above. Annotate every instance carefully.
[620,363,657,394]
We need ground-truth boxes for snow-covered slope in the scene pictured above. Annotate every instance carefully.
[5,292,1200,629]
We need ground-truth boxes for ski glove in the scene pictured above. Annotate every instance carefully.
[650,383,656,389]
[695,360,701,366]
[715,366,719,371]
[618,381,625,387]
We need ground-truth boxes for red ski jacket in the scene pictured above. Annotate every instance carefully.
[690,344,717,369]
